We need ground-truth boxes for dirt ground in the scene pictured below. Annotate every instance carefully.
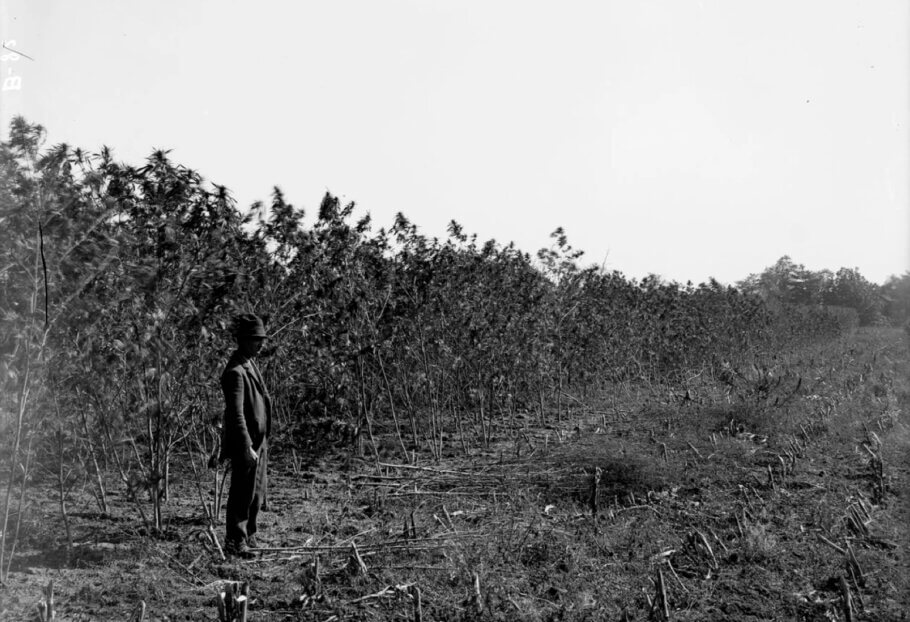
[1,327,908,621]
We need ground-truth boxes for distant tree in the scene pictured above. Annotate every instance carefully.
[738,256,832,305]
[822,267,883,326]
[879,272,910,325]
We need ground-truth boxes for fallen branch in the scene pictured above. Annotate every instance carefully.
[348,583,414,604]
[207,525,226,562]
[378,462,494,478]
[251,532,484,553]
[616,504,662,517]
[816,533,846,555]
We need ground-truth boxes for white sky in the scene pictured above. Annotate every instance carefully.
[2,1,908,284]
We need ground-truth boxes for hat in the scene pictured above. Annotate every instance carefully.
[233,313,267,338]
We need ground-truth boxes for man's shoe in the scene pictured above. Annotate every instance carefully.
[225,539,254,559]
[246,535,259,549]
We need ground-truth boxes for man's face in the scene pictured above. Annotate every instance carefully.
[238,336,265,358]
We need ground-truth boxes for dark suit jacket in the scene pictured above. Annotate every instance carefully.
[219,351,272,461]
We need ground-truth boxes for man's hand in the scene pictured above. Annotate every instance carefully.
[245,446,259,467]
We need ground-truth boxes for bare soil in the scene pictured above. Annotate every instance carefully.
[1,327,908,621]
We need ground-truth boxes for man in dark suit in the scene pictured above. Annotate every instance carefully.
[220,313,272,557]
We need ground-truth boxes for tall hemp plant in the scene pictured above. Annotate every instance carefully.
[74,149,260,533]
[0,118,124,578]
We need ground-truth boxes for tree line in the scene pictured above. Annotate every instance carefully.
[738,255,907,327]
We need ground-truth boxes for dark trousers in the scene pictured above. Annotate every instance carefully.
[225,440,268,545]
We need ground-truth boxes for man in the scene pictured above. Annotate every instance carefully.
[220,313,272,557]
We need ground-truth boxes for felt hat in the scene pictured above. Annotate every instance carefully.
[233,313,267,338]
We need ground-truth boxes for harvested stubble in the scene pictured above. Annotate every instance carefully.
[534,437,673,505]
[357,434,673,510]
